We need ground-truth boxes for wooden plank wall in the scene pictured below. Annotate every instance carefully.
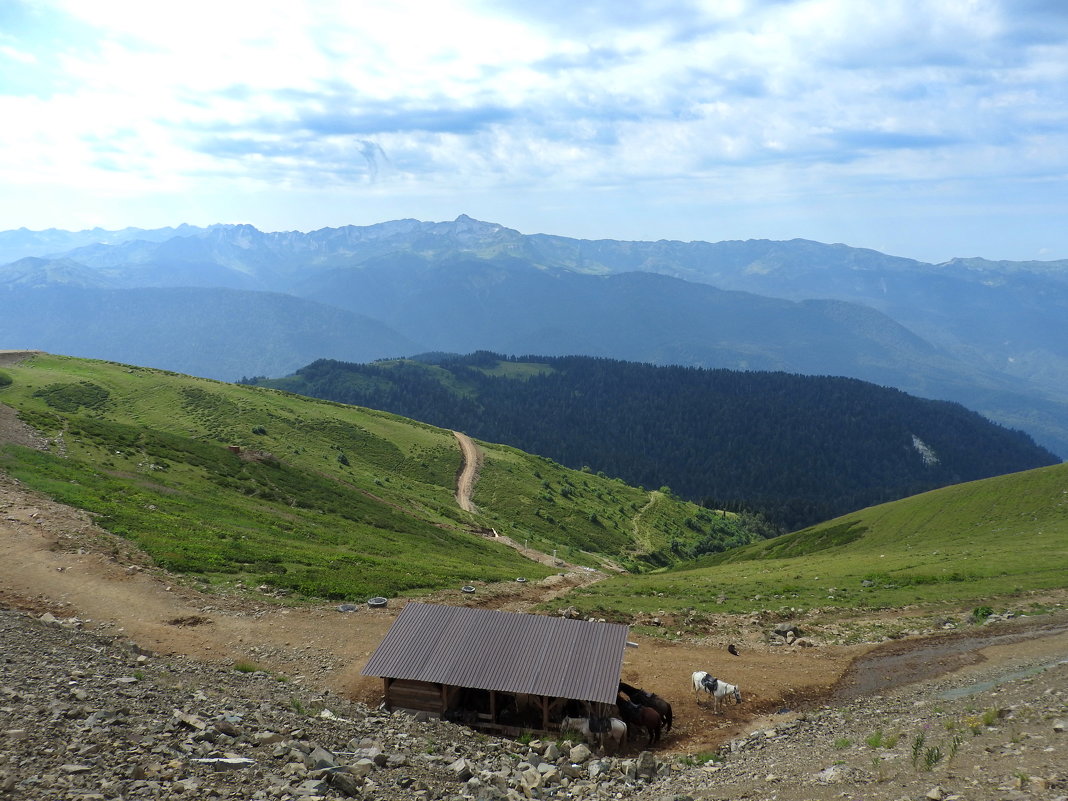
[384,679,446,714]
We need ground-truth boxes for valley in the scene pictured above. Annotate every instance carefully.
[2,428,1065,759]
[1,349,1067,799]
[4,218,1068,459]
[3,453,1067,801]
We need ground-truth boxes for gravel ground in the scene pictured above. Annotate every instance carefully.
[1,605,1065,801]
[634,637,1068,801]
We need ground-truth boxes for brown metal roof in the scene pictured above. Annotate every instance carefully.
[361,602,629,704]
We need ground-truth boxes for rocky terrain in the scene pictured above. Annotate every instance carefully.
[0,606,672,800]
[2,604,1066,801]
[1,363,1066,800]
[633,636,1068,801]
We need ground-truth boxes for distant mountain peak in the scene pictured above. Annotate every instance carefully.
[447,214,511,234]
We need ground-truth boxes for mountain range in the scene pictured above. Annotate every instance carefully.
[2,216,1066,457]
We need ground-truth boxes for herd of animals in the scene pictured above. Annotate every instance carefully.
[560,668,743,755]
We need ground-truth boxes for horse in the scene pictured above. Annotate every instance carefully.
[691,670,741,713]
[619,682,673,731]
[616,697,662,745]
[560,715,628,754]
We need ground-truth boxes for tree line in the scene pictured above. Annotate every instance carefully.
[248,352,1058,531]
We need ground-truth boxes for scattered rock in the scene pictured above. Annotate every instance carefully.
[569,742,593,764]
[0,598,1065,801]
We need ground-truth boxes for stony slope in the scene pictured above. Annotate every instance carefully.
[2,463,1066,801]
[2,605,1066,801]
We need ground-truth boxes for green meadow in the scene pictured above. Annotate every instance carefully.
[0,354,744,600]
[553,462,1068,621]
[2,353,1064,619]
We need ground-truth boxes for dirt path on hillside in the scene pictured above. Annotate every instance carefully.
[453,431,481,513]
[0,463,851,754]
[4,460,1065,755]
[2,384,1067,756]
[2,468,1066,755]
[0,350,44,366]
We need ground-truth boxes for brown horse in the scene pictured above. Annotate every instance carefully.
[616,697,662,745]
[619,682,673,730]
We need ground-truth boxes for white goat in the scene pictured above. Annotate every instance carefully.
[691,670,741,713]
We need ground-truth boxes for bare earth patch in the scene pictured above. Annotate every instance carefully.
[2,463,1065,767]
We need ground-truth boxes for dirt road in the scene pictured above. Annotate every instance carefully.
[1,396,1066,756]
[453,430,481,513]
[0,464,854,753]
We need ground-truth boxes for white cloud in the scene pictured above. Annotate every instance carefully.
[0,0,1065,260]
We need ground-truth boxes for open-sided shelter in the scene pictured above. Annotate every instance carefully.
[362,602,630,733]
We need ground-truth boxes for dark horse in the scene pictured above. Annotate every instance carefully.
[616,697,662,745]
[619,681,673,731]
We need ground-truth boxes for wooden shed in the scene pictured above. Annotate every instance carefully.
[361,602,630,734]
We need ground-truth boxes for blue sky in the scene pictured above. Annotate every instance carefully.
[1,0,1066,262]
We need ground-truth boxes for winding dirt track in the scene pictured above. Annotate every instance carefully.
[453,431,481,513]
[5,462,1066,755]
[0,459,854,754]
[1,356,1066,755]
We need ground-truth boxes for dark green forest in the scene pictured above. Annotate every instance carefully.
[248,353,1059,530]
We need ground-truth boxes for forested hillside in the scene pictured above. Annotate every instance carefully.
[251,353,1059,530]
[0,353,762,600]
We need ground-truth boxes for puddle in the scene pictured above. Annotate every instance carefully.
[938,658,1068,700]
[828,617,1068,703]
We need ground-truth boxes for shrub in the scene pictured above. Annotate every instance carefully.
[972,605,994,622]
[922,745,944,771]
[911,732,926,766]
[33,381,111,412]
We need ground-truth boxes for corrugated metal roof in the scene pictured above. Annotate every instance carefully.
[362,603,629,704]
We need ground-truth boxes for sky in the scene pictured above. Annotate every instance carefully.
[1,0,1066,263]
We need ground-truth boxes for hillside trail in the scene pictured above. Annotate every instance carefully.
[453,430,481,513]
[451,429,621,576]
[0,349,44,366]
[5,459,1065,755]
[0,445,854,755]
[1,364,1066,755]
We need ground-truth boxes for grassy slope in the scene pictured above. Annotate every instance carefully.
[557,462,1068,620]
[0,354,722,600]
